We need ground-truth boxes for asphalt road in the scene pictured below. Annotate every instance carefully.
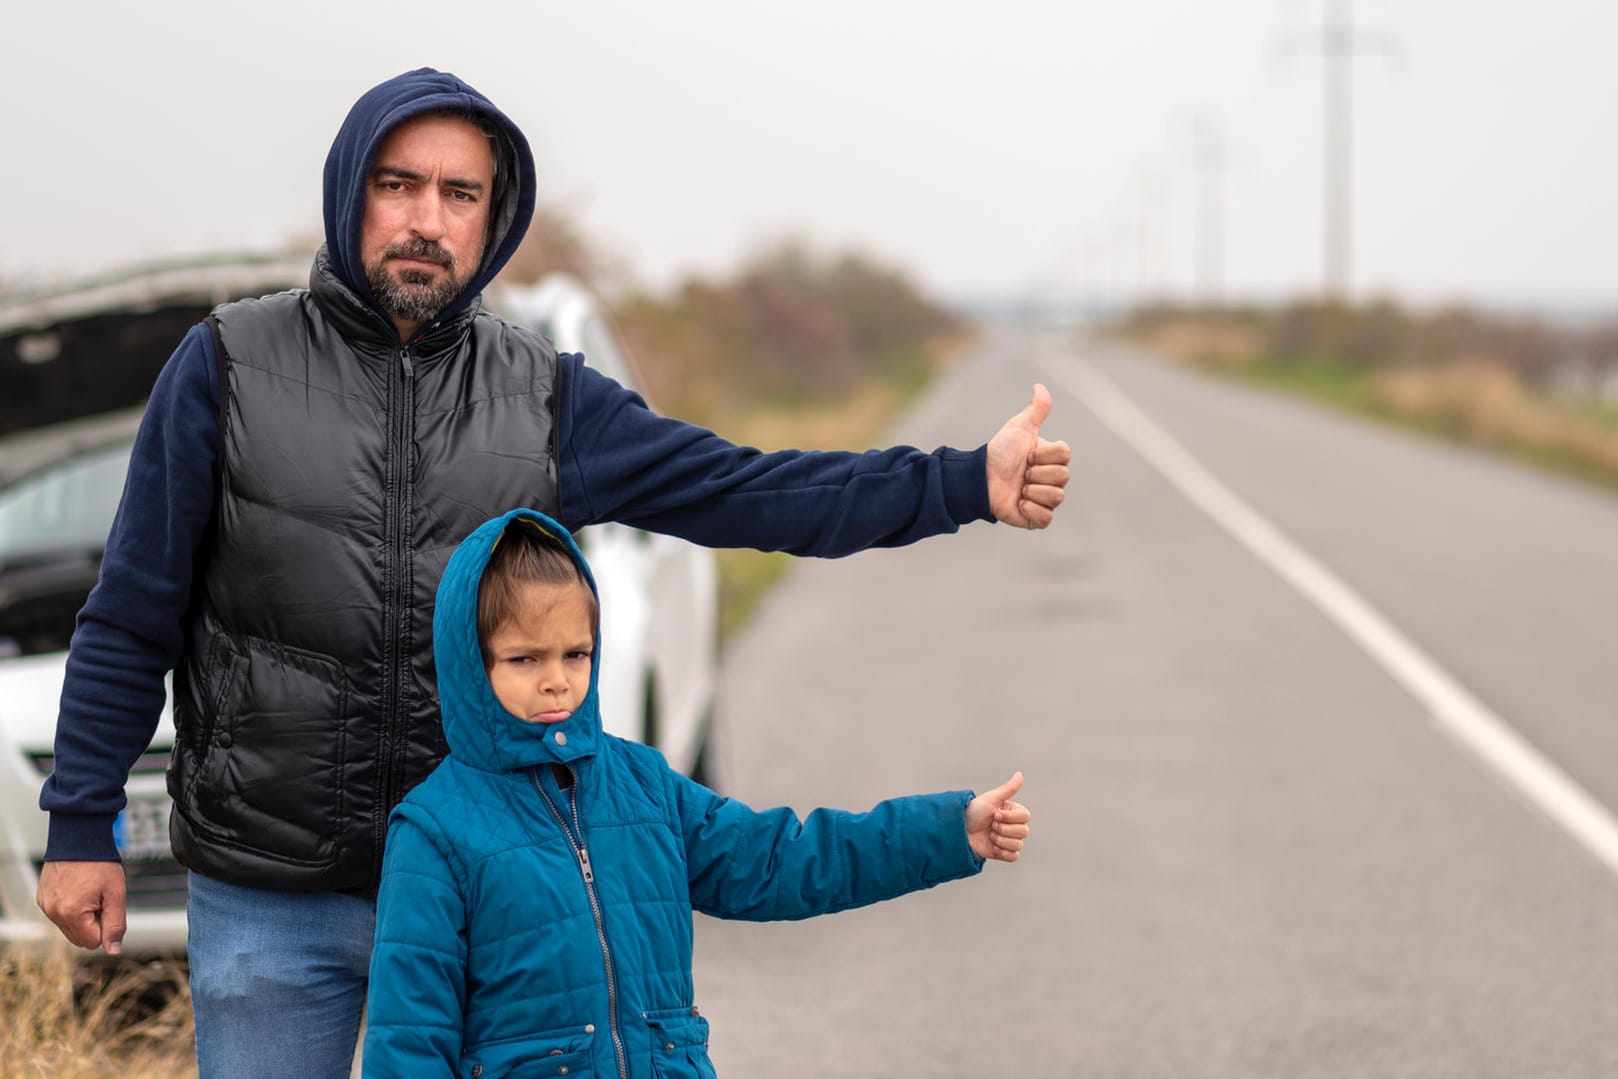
[691,327,1618,1078]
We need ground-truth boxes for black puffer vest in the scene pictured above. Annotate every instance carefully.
[168,255,561,894]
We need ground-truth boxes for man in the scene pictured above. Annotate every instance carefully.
[36,68,1069,1077]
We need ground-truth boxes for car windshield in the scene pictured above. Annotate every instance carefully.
[0,440,130,567]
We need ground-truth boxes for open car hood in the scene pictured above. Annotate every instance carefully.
[0,253,307,443]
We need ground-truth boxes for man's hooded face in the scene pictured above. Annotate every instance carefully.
[359,112,495,338]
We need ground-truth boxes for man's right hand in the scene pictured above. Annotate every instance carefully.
[37,861,128,955]
[985,385,1071,529]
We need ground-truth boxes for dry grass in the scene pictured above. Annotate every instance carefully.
[1119,316,1618,494]
[721,379,920,453]
[1369,361,1618,486]
[0,946,196,1079]
[1128,319,1265,372]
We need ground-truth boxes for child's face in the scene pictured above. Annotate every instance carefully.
[483,580,594,724]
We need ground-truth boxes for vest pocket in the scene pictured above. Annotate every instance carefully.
[188,633,351,868]
[646,1012,715,1079]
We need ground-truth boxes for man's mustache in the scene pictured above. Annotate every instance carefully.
[384,239,454,269]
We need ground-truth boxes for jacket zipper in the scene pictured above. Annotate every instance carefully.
[533,765,628,1079]
[373,345,416,886]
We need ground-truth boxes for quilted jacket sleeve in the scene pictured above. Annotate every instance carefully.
[363,807,470,1077]
[668,772,984,921]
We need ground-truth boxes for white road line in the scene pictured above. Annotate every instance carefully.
[1041,354,1618,881]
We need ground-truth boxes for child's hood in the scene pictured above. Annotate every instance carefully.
[433,509,603,773]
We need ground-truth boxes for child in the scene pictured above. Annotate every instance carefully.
[362,509,1031,1078]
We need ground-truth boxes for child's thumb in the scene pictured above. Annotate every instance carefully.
[987,771,1024,805]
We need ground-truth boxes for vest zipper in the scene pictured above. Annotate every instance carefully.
[373,344,416,887]
[532,765,629,1079]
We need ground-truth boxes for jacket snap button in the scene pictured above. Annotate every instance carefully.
[554,731,567,746]
[666,1042,676,1051]
[216,731,233,749]
[584,1023,595,1034]
[558,1068,568,1076]
[471,1067,481,1078]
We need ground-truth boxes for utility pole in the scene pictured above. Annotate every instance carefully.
[1133,157,1168,304]
[1188,113,1229,307]
[1280,0,1398,303]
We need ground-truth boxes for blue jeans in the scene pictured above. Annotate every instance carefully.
[186,871,376,1079]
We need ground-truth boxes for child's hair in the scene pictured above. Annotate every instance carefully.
[477,522,598,665]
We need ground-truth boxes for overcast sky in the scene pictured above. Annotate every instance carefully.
[4,0,1614,310]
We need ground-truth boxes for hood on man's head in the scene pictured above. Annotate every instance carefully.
[321,67,537,322]
[433,509,603,774]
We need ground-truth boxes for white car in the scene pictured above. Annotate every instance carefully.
[0,260,718,957]
[488,276,719,783]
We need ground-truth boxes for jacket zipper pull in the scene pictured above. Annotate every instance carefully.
[577,846,595,884]
[400,348,414,377]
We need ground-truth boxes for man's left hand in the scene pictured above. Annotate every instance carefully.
[986,384,1071,528]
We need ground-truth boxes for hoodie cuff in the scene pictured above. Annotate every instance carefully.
[45,813,122,863]
[941,445,994,525]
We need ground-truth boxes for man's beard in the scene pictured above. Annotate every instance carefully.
[366,238,474,324]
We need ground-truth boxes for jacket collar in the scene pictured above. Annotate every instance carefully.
[307,246,480,361]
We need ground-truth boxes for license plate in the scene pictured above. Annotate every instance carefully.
[113,795,172,862]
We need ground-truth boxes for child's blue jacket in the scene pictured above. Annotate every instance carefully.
[362,509,983,1078]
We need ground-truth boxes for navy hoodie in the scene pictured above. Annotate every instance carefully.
[40,67,992,863]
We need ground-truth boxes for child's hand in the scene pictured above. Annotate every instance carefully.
[965,772,1030,863]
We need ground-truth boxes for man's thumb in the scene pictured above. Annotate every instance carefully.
[1018,385,1052,434]
[988,771,1024,805]
[101,897,127,956]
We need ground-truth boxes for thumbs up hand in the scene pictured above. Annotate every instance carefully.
[986,385,1071,529]
[966,771,1031,863]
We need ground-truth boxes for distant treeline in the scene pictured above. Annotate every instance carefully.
[1119,300,1618,400]
[497,205,962,429]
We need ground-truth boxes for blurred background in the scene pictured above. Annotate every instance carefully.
[3,2,1617,1076]
[4,0,1616,312]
